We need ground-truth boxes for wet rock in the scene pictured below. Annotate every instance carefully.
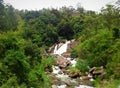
[56,58,70,69]
[59,39,67,43]
[69,72,80,78]
[48,73,61,84]
[45,66,53,73]
[59,63,67,68]
[58,71,63,74]
[48,45,55,53]
[78,80,94,87]
[61,68,68,74]
[80,76,92,80]
[48,73,56,80]
[89,67,96,74]
[67,40,79,51]
[64,80,72,87]
[61,52,71,58]
[89,66,106,79]
[57,43,64,50]
[52,79,61,85]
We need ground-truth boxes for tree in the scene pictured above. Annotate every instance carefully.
[5,5,18,30]
[0,0,6,31]
[40,24,58,46]
[57,20,74,40]
[101,5,120,30]
[77,3,85,17]
[60,6,75,18]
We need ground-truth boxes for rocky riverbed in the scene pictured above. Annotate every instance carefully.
[47,40,105,88]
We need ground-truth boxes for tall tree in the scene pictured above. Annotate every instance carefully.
[101,5,120,30]
[0,0,6,31]
[5,5,18,30]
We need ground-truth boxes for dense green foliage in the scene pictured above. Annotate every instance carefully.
[76,30,113,67]
[76,60,89,73]
[0,0,120,87]
[96,80,120,88]
[0,31,55,87]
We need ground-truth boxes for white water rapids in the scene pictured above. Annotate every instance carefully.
[54,41,70,55]
[52,40,94,88]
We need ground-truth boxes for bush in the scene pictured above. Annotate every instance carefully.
[76,60,89,73]
[69,66,80,73]
[106,51,120,79]
[95,79,120,88]
[71,49,78,58]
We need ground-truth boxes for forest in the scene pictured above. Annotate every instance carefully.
[0,0,120,88]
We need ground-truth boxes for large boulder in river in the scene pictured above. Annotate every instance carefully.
[61,52,71,58]
[80,76,92,80]
[89,66,106,79]
[48,45,55,53]
[69,71,81,78]
[67,39,79,51]
[57,42,64,50]
[56,57,70,69]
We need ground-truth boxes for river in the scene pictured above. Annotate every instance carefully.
[50,40,94,88]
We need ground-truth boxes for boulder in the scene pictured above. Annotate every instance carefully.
[64,80,72,87]
[89,67,96,74]
[57,43,64,50]
[56,58,70,69]
[45,66,53,73]
[58,71,63,74]
[48,45,55,53]
[67,40,79,51]
[80,76,92,80]
[61,52,71,58]
[49,73,61,84]
[89,66,106,79]
[61,68,68,74]
[69,72,80,78]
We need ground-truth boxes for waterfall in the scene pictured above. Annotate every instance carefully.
[53,44,58,54]
[51,40,94,88]
[53,41,70,55]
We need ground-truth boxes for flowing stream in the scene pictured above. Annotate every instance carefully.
[51,40,94,88]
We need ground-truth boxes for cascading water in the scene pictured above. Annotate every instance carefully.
[54,41,70,55]
[51,40,94,88]
[53,44,58,54]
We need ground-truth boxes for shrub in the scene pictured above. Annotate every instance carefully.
[69,66,80,73]
[95,79,120,88]
[76,60,89,73]
[106,51,120,79]
[71,49,78,58]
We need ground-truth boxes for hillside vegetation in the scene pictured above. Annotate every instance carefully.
[0,0,120,87]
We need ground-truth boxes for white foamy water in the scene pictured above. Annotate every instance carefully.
[52,66,61,74]
[71,59,77,67]
[54,41,70,55]
[53,44,58,54]
[75,85,94,88]
[57,85,66,88]
[56,74,69,81]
